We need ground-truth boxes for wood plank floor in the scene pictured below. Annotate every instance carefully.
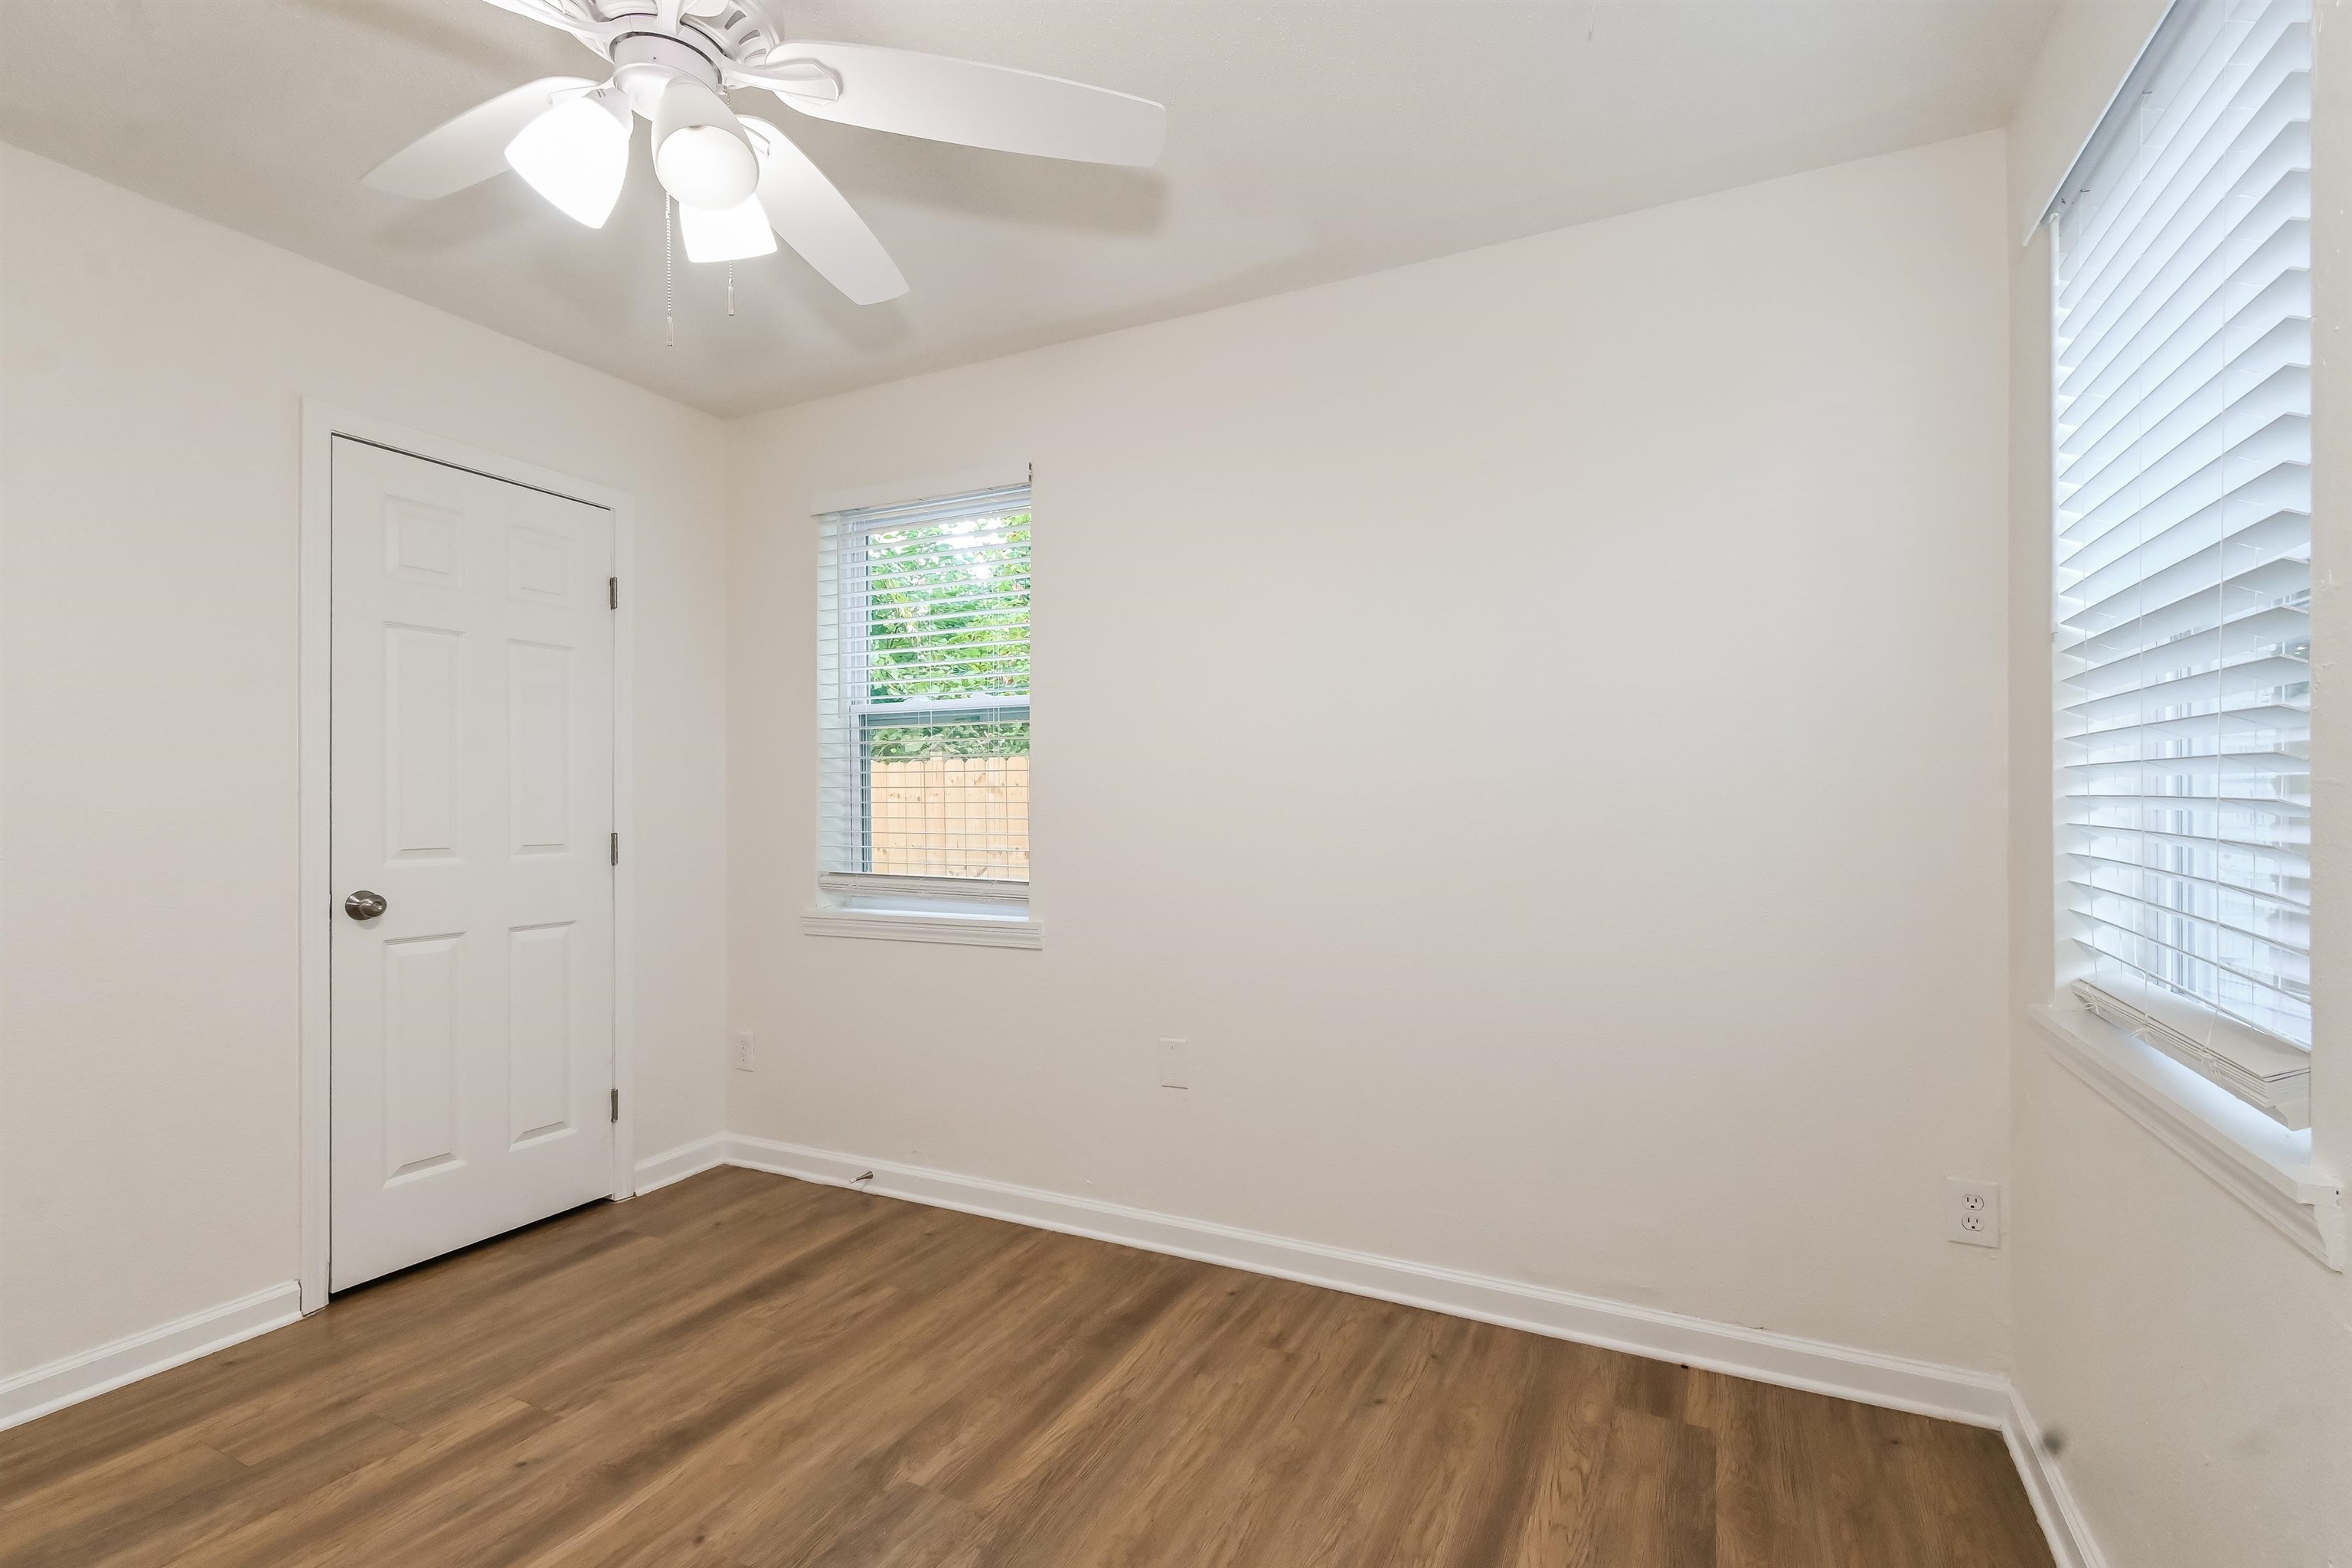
[0,1167,2053,1566]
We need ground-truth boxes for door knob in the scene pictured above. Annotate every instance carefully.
[344,890,388,921]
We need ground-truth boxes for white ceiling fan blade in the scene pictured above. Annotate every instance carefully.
[364,77,596,198]
[740,117,908,305]
[738,42,1165,167]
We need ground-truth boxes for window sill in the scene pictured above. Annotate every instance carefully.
[801,906,1043,950]
[2028,1002,2343,1269]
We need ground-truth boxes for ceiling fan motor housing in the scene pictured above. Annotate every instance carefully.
[609,31,723,113]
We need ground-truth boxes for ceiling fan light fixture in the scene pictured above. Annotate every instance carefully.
[504,91,631,227]
[366,1,1168,309]
[678,194,779,263]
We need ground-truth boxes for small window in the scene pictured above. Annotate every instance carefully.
[2050,0,2311,1125]
[817,485,1032,917]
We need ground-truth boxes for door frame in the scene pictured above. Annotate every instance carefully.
[299,399,639,1314]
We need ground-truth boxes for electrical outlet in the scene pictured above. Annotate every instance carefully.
[733,1031,755,1073]
[1157,1037,1188,1089]
[1948,1178,2001,1247]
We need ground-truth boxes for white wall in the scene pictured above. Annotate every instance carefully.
[2001,7,2352,1565]
[0,146,730,1377]
[727,132,2015,1370]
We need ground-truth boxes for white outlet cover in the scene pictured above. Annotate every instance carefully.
[1947,1177,2001,1247]
[1157,1037,1188,1090]
[733,1031,755,1072]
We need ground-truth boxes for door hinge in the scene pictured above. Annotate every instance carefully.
[609,577,619,609]
[610,1088,619,1123]
[610,831,619,866]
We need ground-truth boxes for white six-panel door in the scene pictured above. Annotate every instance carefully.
[330,436,616,1290]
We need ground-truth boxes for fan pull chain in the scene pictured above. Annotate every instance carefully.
[727,263,736,317]
[664,196,676,348]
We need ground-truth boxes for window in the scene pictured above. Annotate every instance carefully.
[816,485,1033,924]
[2050,0,2311,1126]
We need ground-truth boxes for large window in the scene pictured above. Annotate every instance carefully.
[817,485,1032,916]
[2051,0,2311,1126]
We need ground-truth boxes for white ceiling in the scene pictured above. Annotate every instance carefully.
[0,1,2055,416]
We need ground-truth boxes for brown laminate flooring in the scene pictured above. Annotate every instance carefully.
[0,1165,2054,1566]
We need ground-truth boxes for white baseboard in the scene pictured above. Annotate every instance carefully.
[2003,1385,2109,1568]
[719,1134,2006,1423]
[632,1132,728,1194]
[0,1281,301,1431]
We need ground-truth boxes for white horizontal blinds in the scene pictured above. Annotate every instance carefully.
[818,486,1032,885]
[2052,0,2312,1066]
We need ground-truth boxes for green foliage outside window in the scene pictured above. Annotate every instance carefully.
[862,513,1030,762]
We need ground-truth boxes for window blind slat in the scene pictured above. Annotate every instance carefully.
[2059,374,2308,569]
[2063,744,2306,779]
[2067,862,2310,921]
[2058,466,2304,615]
[2056,319,2306,503]
[2061,603,2307,693]
[2068,802,2311,851]
[2060,515,2307,637]
[2068,795,2309,827]
[2060,653,2308,726]
[2058,411,2306,550]
[2069,907,2305,1006]
[2056,260,2307,464]
[2069,880,2310,965]
[2060,706,2308,754]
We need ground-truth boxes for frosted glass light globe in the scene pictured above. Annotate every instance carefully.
[680,195,778,263]
[655,124,760,210]
[504,96,629,227]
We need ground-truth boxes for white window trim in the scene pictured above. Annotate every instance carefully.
[808,871,1040,946]
[2030,1001,2343,1269]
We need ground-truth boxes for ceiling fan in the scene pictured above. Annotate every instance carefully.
[363,0,1167,305]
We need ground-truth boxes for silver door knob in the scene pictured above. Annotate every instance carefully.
[344,890,387,921]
